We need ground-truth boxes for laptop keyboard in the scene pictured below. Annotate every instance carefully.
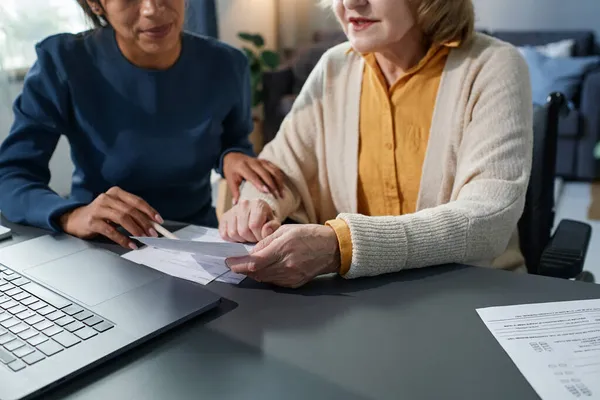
[0,263,114,372]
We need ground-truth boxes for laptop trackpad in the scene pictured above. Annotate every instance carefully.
[26,248,164,307]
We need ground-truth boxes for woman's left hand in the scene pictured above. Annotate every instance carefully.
[222,152,285,205]
[225,224,341,288]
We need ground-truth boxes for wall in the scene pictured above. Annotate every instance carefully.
[216,0,338,51]
[473,0,600,39]
[216,0,278,50]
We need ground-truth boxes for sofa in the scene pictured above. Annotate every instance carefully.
[262,30,600,180]
[488,30,600,180]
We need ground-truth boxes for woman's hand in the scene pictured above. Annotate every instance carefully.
[225,224,341,288]
[222,152,285,205]
[219,199,281,243]
[58,186,162,250]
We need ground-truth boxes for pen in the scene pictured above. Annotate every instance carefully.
[151,222,179,240]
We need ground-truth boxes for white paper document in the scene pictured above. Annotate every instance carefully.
[133,236,250,258]
[123,225,248,286]
[477,299,600,400]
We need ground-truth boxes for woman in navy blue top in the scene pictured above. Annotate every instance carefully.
[0,0,284,249]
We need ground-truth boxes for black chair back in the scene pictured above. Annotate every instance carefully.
[518,93,568,274]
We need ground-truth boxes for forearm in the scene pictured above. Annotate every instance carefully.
[336,196,525,278]
[0,174,85,231]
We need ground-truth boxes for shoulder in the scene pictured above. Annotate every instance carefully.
[182,32,248,68]
[466,33,525,61]
[452,33,529,80]
[25,31,93,84]
[35,30,95,59]
[32,30,101,77]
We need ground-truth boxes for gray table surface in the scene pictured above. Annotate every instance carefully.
[1,217,600,400]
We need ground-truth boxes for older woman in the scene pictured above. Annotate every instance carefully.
[0,0,284,250]
[220,0,533,287]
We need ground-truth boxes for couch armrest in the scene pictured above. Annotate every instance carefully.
[263,68,295,146]
[538,219,591,278]
[575,68,600,178]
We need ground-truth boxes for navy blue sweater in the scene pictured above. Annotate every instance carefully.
[0,27,254,230]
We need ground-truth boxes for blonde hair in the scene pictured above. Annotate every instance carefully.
[320,0,475,46]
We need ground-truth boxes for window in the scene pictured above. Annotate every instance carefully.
[0,0,90,72]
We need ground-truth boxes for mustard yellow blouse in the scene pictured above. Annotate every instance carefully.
[327,44,454,275]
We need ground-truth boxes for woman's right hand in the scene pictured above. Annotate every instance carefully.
[58,186,163,249]
[219,199,281,243]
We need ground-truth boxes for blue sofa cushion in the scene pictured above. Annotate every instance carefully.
[492,30,595,57]
[519,47,600,105]
[558,109,580,138]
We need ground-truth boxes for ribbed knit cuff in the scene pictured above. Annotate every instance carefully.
[325,219,353,275]
[338,208,469,279]
[338,213,409,279]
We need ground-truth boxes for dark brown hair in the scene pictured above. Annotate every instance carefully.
[76,0,107,29]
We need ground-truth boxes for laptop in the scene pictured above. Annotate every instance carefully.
[0,234,221,400]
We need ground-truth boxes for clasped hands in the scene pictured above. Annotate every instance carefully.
[219,199,341,288]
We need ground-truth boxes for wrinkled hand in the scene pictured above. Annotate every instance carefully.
[219,199,281,243]
[225,224,341,288]
[58,186,162,250]
[222,152,285,205]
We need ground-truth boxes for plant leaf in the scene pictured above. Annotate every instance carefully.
[251,34,264,48]
[238,32,255,42]
[261,50,280,69]
[242,47,257,61]
[249,60,262,75]
[237,32,264,47]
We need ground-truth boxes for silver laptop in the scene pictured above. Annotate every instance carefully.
[0,234,221,400]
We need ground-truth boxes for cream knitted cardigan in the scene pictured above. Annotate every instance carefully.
[240,33,533,279]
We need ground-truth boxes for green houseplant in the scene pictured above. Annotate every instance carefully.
[237,32,281,155]
[237,32,281,111]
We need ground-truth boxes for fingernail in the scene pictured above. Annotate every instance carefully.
[149,228,158,237]
[155,214,164,224]
[129,242,138,250]
[262,186,269,193]
[225,259,232,269]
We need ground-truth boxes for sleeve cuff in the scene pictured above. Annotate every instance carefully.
[325,219,353,275]
[216,147,256,177]
[46,199,88,232]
